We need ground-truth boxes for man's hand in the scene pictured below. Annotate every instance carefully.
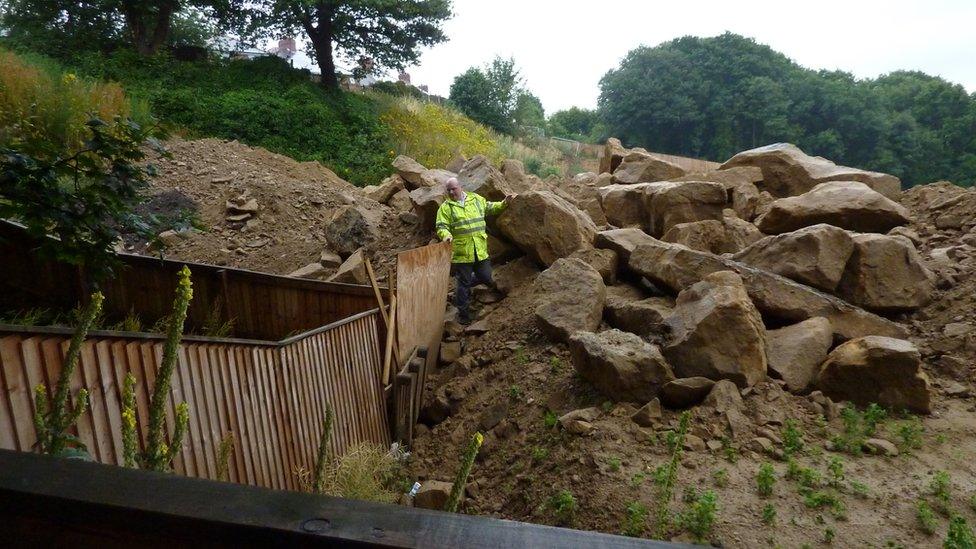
[503,194,516,205]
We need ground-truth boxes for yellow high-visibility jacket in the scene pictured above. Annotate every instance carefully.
[435,192,506,264]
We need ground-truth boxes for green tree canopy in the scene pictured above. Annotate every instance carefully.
[249,0,451,89]
[513,92,545,130]
[449,56,533,134]
[597,32,976,187]
[547,107,603,141]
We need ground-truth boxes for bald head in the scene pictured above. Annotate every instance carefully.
[446,177,464,201]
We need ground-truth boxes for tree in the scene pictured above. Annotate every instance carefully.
[513,92,545,130]
[250,0,451,90]
[548,107,601,140]
[449,56,527,134]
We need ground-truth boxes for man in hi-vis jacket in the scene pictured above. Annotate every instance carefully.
[435,177,512,324]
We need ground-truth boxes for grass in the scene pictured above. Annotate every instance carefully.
[549,490,577,526]
[543,410,558,429]
[712,468,728,488]
[945,515,976,549]
[827,457,845,488]
[832,403,888,455]
[607,457,621,473]
[895,417,924,454]
[679,490,718,543]
[929,470,952,514]
[316,442,402,503]
[762,503,777,526]
[917,500,937,535]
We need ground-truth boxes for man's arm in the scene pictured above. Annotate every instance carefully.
[485,194,513,216]
[435,203,453,241]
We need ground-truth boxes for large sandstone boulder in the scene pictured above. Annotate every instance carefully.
[836,234,936,312]
[594,228,659,263]
[327,248,368,285]
[392,155,427,188]
[559,176,608,227]
[325,206,381,255]
[603,284,673,337]
[569,329,675,402]
[611,152,686,184]
[733,224,855,292]
[458,155,525,200]
[622,235,908,340]
[661,214,764,255]
[598,183,656,228]
[663,271,767,387]
[645,181,727,237]
[409,186,448,228]
[660,377,715,408]
[533,258,606,342]
[722,211,765,252]
[569,247,618,284]
[815,336,932,413]
[720,143,902,199]
[765,317,833,393]
[366,174,405,204]
[755,181,910,234]
[497,191,598,266]
[672,167,765,220]
[599,137,628,174]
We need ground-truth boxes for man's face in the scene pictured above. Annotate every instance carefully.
[447,180,463,200]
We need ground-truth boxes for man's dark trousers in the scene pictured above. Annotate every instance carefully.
[453,259,492,322]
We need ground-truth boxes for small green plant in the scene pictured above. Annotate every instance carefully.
[917,500,937,535]
[895,417,924,454]
[827,457,845,487]
[762,503,777,526]
[824,527,836,544]
[543,409,558,429]
[549,490,576,526]
[631,472,646,487]
[863,403,887,435]
[783,419,804,456]
[608,457,621,472]
[945,515,976,549]
[850,481,869,499]
[508,385,522,401]
[549,356,562,372]
[655,410,691,538]
[445,432,484,513]
[32,292,103,458]
[201,297,235,337]
[722,436,739,463]
[757,463,776,497]
[930,471,952,514]
[680,490,718,543]
[601,400,613,413]
[712,468,728,488]
[514,346,528,364]
[531,446,549,462]
[970,493,976,512]
[623,501,649,537]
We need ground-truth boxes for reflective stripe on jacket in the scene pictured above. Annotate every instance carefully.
[435,192,506,263]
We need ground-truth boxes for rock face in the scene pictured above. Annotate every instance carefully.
[325,206,380,255]
[720,143,902,199]
[458,155,515,200]
[603,285,673,337]
[611,152,687,184]
[765,317,834,393]
[672,167,765,220]
[624,236,907,340]
[327,248,368,285]
[559,177,608,227]
[598,183,656,228]
[645,181,727,237]
[702,380,744,413]
[662,271,767,387]
[836,234,935,312]
[722,212,765,252]
[733,224,855,292]
[569,329,675,402]
[660,377,715,409]
[497,191,598,266]
[533,258,606,342]
[755,181,910,234]
[815,336,932,413]
[661,219,729,254]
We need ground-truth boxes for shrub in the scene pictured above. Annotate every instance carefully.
[782,419,804,457]
[945,515,976,549]
[319,442,401,503]
[549,490,576,525]
[757,463,776,497]
[680,490,718,543]
[918,500,937,535]
[623,501,649,537]
[762,503,777,526]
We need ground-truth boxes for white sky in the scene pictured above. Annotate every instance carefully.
[293,0,976,114]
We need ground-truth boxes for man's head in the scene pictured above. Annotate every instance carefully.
[446,177,464,201]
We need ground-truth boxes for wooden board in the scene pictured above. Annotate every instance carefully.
[395,242,452,363]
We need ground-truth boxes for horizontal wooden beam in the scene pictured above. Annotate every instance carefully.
[0,450,682,548]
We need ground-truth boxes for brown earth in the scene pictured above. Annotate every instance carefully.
[135,138,976,547]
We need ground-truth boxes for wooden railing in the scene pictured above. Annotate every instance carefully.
[0,309,389,491]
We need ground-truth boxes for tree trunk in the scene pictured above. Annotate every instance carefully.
[123,0,179,56]
[305,15,339,90]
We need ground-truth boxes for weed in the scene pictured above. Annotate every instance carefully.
[631,472,646,488]
[895,417,924,454]
[762,503,777,526]
[445,432,484,512]
[608,457,621,472]
[757,463,776,497]
[201,297,234,337]
[655,411,691,538]
[930,470,952,514]
[508,385,522,401]
[601,400,614,413]
[682,486,698,503]
[514,346,529,364]
[936,433,948,445]
[531,446,549,462]
[917,500,937,535]
[849,481,869,499]
[783,419,804,457]
[722,436,739,463]
[787,458,822,489]
[543,410,558,429]
[863,403,887,435]
[549,356,562,372]
[712,468,728,488]
[833,403,887,455]
[623,501,649,537]
[548,490,576,526]
[680,490,718,543]
[824,527,835,544]
[945,515,976,549]
[827,457,845,487]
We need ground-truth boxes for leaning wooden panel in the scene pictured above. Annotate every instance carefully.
[395,242,452,370]
[0,335,32,451]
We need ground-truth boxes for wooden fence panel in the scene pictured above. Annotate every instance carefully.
[0,311,389,491]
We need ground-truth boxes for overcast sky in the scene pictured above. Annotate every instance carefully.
[299,0,976,114]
